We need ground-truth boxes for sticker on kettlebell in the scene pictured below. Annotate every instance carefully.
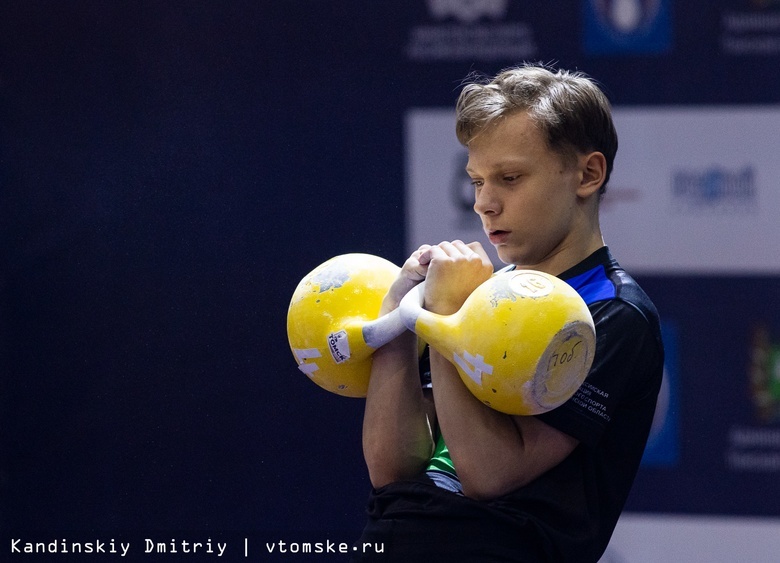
[509,272,553,298]
[327,330,351,364]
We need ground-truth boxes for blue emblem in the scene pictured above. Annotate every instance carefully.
[583,0,672,55]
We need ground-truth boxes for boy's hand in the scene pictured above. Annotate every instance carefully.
[422,240,493,315]
[379,244,434,314]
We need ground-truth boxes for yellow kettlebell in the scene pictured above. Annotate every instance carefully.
[287,253,402,397]
[398,269,595,415]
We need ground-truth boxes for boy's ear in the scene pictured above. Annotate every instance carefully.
[577,151,607,197]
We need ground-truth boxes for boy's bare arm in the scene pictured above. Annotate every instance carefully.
[430,351,578,500]
[361,246,436,488]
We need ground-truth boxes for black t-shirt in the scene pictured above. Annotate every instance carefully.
[504,246,664,560]
[355,247,664,562]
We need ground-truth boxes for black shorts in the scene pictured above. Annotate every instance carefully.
[351,474,550,562]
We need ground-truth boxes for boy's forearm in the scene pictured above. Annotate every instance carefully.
[362,332,434,488]
[429,348,579,500]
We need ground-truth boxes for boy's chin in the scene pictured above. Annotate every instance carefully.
[494,246,520,266]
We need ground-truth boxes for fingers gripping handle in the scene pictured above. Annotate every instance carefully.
[360,283,425,349]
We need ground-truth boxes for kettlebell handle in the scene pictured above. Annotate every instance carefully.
[360,282,426,349]
[398,281,426,332]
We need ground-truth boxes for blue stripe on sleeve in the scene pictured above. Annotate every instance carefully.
[565,265,616,305]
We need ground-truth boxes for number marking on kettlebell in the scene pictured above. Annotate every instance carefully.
[454,351,494,386]
[509,272,554,298]
[547,339,584,371]
[293,348,322,377]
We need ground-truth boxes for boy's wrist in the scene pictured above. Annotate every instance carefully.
[381,277,421,314]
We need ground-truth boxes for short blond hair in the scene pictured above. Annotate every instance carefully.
[456,64,618,193]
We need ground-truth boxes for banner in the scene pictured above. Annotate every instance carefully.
[406,107,780,274]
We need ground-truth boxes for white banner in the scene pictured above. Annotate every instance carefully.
[405,107,780,274]
[601,513,780,562]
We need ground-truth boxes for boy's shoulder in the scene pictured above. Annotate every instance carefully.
[560,247,661,328]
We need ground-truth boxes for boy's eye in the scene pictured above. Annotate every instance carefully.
[470,179,483,188]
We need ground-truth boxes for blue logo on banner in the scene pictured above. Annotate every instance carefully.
[583,0,672,55]
[641,321,680,467]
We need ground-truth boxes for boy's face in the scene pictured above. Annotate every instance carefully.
[466,111,588,272]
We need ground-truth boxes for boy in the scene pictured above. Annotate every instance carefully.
[355,64,664,562]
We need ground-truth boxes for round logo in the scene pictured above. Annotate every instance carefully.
[508,272,554,298]
[591,0,662,34]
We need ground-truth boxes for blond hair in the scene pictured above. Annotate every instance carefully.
[456,64,618,193]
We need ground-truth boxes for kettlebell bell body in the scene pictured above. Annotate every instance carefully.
[287,253,400,397]
[402,270,595,415]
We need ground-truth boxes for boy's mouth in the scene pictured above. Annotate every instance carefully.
[488,230,510,244]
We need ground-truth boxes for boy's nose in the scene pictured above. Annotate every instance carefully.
[473,184,500,216]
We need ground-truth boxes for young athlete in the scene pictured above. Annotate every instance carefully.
[354,64,664,562]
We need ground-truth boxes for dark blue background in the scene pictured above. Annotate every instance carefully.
[2,0,779,542]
